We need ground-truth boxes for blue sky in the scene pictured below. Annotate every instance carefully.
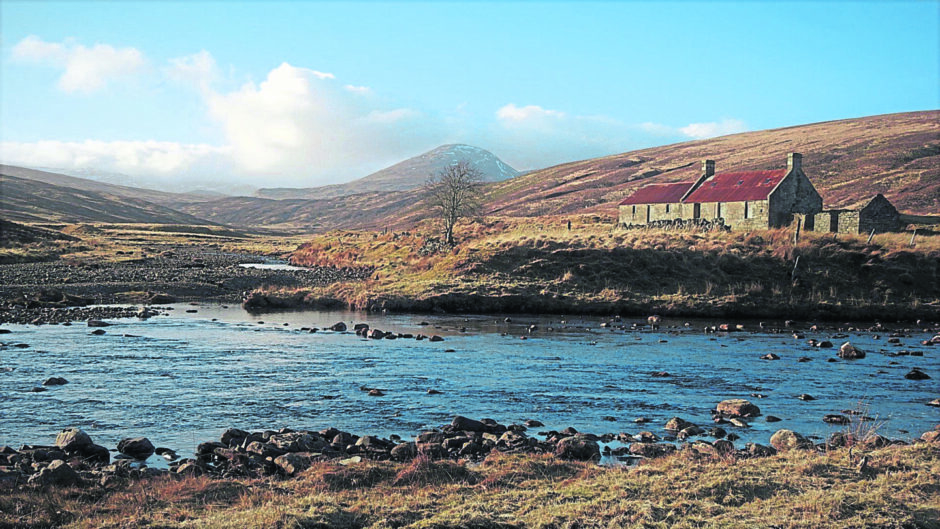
[1,1,937,189]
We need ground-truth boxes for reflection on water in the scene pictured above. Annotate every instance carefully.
[1,305,937,464]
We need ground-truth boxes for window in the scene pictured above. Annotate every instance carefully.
[744,201,749,219]
[632,205,636,217]
[666,204,671,213]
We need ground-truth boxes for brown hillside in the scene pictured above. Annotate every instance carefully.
[483,110,939,219]
[179,111,938,231]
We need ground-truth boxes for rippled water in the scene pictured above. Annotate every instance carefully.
[1,305,937,463]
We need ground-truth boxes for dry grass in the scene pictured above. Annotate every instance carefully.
[3,443,937,528]
[276,217,940,319]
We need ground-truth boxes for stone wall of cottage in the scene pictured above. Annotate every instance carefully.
[619,202,688,225]
[858,195,902,234]
[767,169,824,228]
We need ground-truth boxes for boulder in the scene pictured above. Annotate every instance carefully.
[628,443,676,459]
[77,444,110,465]
[760,353,780,360]
[822,414,850,425]
[921,430,940,443]
[716,399,761,418]
[42,377,68,386]
[905,369,930,380]
[390,442,417,461]
[553,435,600,461]
[838,342,866,359]
[330,322,347,332]
[928,399,940,408]
[429,335,444,342]
[368,329,386,339]
[117,437,155,460]
[30,460,83,488]
[770,429,813,451]
[274,453,314,476]
[745,443,777,457]
[451,416,487,433]
[664,417,693,432]
[55,428,93,452]
[220,428,251,447]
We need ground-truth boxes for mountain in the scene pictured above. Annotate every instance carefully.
[0,165,221,208]
[0,169,215,225]
[255,144,519,200]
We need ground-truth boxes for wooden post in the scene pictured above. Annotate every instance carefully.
[793,218,802,244]
[866,229,876,244]
[791,256,800,281]
[910,229,917,247]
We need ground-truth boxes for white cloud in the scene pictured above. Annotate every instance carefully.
[12,35,146,94]
[0,140,232,178]
[679,118,748,139]
[203,62,440,184]
[496,103,565,123]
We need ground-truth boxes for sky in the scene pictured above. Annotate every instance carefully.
[1,1,938,191]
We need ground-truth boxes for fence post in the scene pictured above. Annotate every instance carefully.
[866,229,876,244]
[793,218,802,244]
[910,229,917,247]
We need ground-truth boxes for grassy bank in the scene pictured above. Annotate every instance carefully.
[4,443,938,528]
[251,217,940,320]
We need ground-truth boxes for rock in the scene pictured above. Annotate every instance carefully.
[390,442,417,461]
[746,443,777,457]
[330,322,347,332]
[426,388,442,395]
[368,329,386,339]
[524,419,544,428]
[770,429,813,451]
[928,399,940,408]
[797,394,815,401]
[905,368,931,380]
[274,453,314,476]
[42,377,68,386]
[220,428,251,447]
[148,293,176,304]
[760,353,780,360]
[716,399,761,418]
[817,340,833,348]
[921,430,940,443]
[729,418,749,428]
[838,342,866,359]
[429,335,444,342]
[90,329,106,335]
[55,428,93,452]
[709,427,727,439]
[451,416,487,432]
[174,461,205,476]
[823,414,850,425]
[78,444,110,464]
[765,415,782,423]
[664,417,693,432]
[628,443,676,459]
[30,460,83,488]
[553,435,600,461]
[117,437,155,460]
[368,389,385,396]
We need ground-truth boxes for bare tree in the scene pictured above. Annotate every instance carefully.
[425,160,483,246]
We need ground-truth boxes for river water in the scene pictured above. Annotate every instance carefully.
[1,305,937,462]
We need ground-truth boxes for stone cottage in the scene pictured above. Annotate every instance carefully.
[619,153,823,231]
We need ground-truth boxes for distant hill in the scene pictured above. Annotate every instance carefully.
[0,165,221,208]
[0,170,214,225]
[256,144,519,200]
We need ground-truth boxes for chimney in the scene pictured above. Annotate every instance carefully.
[702,159,715,177]
[788,152,802,172]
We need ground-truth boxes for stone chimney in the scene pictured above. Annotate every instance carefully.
[788,152,802,172]
[702,159,715,177]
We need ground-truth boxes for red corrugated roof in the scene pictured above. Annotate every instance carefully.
[619,182,695,205]
[683,169,787,203]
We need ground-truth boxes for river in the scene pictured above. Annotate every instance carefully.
[1,305,936,463]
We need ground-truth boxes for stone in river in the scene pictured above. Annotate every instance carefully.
[554,435,600,461]
[330,322,347,332]
[838,342,866,359]
[905,368,930,380]
[716,399,761,418]
[117,437,155,460]
[55,428,93,452]
[42,377,68,386]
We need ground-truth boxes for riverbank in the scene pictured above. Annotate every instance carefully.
[2,419,938,528]
[0,245,372,323]
[247,219,940,322]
